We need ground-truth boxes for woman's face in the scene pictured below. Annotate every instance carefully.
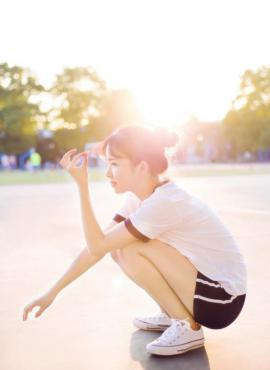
[104,145,138,193]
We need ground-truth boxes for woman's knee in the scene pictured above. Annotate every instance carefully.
[110,245,136,263]
[110,240,142,262]
[117,242,142,263]
[110,249,120,263]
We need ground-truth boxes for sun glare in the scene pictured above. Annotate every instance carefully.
[2,0,268,127]
[133,87,186,129]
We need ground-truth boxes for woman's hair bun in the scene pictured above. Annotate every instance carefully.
[153,127,179,148]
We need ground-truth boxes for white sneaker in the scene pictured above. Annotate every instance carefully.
[133,311,172,331]
[146,318,205,356]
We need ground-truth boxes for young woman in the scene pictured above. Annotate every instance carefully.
[22,125,247,357]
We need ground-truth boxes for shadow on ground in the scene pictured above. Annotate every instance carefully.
[129,330,210,370]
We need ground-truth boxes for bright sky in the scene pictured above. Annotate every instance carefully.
[1,0,270,128]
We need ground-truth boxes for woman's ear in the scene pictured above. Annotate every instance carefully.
[137,160,150,174]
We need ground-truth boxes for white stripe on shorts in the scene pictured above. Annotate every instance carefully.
[194,294,238,304]
[196,278,222,288]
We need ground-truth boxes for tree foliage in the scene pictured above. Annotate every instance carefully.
[49,67,107,129]
[223,66,270,154]
[0,63,44,153]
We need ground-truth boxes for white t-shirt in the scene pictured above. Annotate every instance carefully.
[113,179,247,296]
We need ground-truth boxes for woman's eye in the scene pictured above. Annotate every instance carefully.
[111,162,117,166]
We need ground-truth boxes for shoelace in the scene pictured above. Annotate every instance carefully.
[144,312,169,321]
[157,320,189,343]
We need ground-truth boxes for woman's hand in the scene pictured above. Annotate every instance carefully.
[22,291,56,321]
[59,148,89,187]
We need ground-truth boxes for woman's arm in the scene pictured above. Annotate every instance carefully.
[77,183,105,257]
[77,184,137,256]
[22,221,118,321]
[47,221,117,298]
[58,150,136,256]
[48,248,102,297]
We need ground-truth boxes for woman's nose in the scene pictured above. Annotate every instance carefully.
[105,166,113,178]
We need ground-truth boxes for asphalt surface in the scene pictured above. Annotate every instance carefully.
[1,174,269,370]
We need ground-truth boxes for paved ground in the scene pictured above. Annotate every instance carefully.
[1,175,269,370]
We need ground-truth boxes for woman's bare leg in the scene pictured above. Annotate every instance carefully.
[111,239,200,329]
[111,249,170,317]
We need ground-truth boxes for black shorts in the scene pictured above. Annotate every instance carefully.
[193,271,246,329]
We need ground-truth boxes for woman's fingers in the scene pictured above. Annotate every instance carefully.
[63,148,77,157]
[23,302,35,321]
[23,306,29,321]
[59,148,77,168]
[83,152,89,168]
[68,152,88,170]
[23,308,27,321]
[35,307,44,318]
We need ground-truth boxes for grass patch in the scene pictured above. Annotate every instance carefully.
[0,169,106,186]
[0,164,270,186]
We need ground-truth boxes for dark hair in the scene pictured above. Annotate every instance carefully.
[98,125,179,175]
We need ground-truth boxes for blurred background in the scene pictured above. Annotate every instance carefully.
[1,3,270,369]
[1,0,270,183]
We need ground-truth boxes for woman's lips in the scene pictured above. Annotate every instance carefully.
[110,181,117,186]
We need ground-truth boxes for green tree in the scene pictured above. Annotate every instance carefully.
[0,63,44,153]
[50,67,107,130]
[48,66,109,152]
[223,65,270,155]
[51,72,140,151]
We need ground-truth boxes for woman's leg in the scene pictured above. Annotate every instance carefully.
[111,239,200,329]
[111,249,170,316]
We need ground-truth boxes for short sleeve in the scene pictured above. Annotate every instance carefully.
[124,197,178,242]
[113,192,141,223]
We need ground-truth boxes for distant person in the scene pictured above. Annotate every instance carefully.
[9,154,17,170]
[23,125,247,357]
[1,154,10,170]
[29,151,41,171]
